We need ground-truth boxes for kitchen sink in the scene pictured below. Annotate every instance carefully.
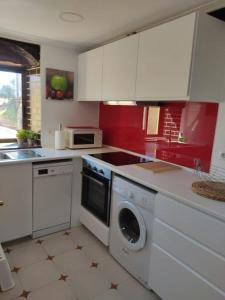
[0,150,43,160]
[0,152,11,160]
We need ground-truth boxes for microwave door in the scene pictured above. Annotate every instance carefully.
[73,133,95,145]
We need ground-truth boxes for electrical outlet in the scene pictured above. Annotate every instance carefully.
[219,151,225,159]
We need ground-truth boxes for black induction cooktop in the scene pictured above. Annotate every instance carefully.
[90,151,150,166]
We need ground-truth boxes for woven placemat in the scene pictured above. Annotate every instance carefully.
[192,181,225,201]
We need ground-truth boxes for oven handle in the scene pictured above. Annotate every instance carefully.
[81,171,105,187]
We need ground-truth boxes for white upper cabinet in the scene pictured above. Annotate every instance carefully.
[135,13,225,102]
[188,13,225,102]
[136,13,195,100]
[78,47,103,101]
[102,35,139,101]
[78,12,225,102]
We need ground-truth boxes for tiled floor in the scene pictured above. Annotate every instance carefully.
[1,226,160,300]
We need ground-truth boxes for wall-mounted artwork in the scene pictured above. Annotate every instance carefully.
[46,68,74,100]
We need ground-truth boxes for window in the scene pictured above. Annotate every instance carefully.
[0,38,40,145]
[0,70,22,141]
[146,106,160,135]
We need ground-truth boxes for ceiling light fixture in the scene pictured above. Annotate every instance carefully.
[59,12,84,23]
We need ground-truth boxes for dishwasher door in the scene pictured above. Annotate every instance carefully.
[33,161,73,238]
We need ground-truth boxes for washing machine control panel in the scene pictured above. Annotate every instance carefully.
[113,176,157,212]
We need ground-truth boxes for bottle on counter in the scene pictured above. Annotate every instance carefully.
[55,123,65,150]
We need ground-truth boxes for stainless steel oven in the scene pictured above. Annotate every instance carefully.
[81,159,111,226]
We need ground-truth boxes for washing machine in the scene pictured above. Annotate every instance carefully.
[109,175,157,287]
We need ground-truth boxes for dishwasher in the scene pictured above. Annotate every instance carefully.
[33,160,73,238]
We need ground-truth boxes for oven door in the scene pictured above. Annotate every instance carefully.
[81,167,110,225]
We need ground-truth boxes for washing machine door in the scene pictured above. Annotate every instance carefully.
[116,201,146,251]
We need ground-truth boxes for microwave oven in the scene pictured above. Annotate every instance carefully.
[65,127,103,149]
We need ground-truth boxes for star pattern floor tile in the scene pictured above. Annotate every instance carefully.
[91,262,99,268]
[19,289,31,299]
[1,226,160,300]
[59,274,68,281]
[46,255,55,261]
[11,266,21,274]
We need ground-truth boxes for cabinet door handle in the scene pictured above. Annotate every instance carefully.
[0,201,4,206]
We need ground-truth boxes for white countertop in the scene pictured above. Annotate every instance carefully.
[0,146,115,165]
[1,146,225,223]
[82,153,225,223]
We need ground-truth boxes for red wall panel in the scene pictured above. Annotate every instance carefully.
[99,102,219,172]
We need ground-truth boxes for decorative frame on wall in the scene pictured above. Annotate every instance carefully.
[46,68,74,100]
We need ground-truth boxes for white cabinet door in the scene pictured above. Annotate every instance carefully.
[78,47,103,101]
[149,244,225,300]
[155,193,225,257]
[189,13,225,102]
[153,219,225,292]
[102,35,139,100]
[150,194,225,299]
[0,163,32,242]
[136,13,196,100]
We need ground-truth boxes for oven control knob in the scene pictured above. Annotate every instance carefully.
[99,169,104,175]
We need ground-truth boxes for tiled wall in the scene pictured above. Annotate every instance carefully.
[160,103,184,142]
[99,102,219,172]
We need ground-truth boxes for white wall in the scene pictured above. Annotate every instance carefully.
[40,44,99,147]
[211,102,225,171]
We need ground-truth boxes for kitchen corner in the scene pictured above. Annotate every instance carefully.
[0,2,225,300]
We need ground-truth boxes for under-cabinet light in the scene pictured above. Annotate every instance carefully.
[103,101,136,106]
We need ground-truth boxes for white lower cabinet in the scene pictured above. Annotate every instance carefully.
[149,244,225,300]
[71,158,82,227]
[0,163,32,242]
[149,193,225,300]
[154,194,225,257]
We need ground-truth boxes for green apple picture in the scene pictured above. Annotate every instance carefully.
[46,68,74,100]
[50,75,68,92]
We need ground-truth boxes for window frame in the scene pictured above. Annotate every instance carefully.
[144,106,164,137]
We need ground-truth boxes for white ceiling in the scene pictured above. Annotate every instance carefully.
[0,0,222,51]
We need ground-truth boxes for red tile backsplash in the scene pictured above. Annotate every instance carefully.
[99,102,219,172]
[160,103,184,142]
